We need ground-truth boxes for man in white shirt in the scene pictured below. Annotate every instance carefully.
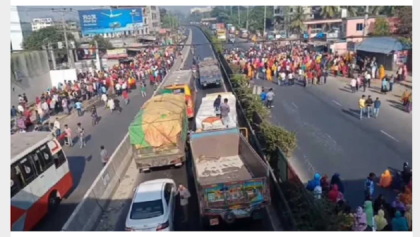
[17,104,25,115]
[54,117,61,136]
[279,72,286,86]
[350,78,357,93]
[122,81,127,91]
[115,83,121,96]
[365,71,371,88]
[288,72,294,86]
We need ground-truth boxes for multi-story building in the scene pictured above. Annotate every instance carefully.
[273,6,313,32]
[190,7,212,14]
[31,18,54,31]
[10,6,32,51]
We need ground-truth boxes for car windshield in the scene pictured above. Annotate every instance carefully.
[130,200,164,220]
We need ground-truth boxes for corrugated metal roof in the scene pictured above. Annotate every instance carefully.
[356,37,411,54]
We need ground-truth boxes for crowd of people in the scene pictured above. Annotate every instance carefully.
[11,41,181,139]
[224,43,411,113]
[305,162,412,231]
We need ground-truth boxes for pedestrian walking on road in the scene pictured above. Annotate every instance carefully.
[389,75,395,92]
[365,96,373,118]
[373,97,381,118]
[359,95,366,120]
[266,88,275,108]
[100,145,109,165]
[364,173,376,201]
[77,123,86,148]
[122,90,130,105]
[177,184,191,223]
[54,117,61,137]
[140,82,147,97]
[350,78,357,93]
[64,124,73,147]
[75,100,83,117]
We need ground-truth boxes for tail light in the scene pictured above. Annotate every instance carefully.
[156,221,169,231]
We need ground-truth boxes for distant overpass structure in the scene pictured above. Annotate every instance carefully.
[201,17,217,23]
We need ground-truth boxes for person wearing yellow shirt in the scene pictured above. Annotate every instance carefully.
[359,95,366,120]
[267,68,272,81]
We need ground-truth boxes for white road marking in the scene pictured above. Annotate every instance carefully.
[332,100,342,107]
[380,130,399,142]
[291,102,298,109]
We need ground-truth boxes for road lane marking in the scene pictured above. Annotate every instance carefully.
[332,100,342,107]
[380,130,399,142]
[291,102,298,109]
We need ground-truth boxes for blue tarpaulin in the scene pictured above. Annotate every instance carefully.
[356,37,411,54]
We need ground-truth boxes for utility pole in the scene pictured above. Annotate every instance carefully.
[363,6,369,37]
[130,10,136,35]
[284,6,289,38]
[238,6,240,26]
[246,6,249,31]
[94,40,102,71]
[263,6,267,36]
[52,8,75,68]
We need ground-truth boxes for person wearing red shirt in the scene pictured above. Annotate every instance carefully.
[122,90,129,104]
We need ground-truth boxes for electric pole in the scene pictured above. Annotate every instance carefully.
[52,8,75,68]
[363,6,369,37]
[130,10,136,35]
[238,6,240,26]
[263,6,267,36]
[246,6,249,31]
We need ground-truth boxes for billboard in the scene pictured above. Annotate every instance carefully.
[78,8,144,35]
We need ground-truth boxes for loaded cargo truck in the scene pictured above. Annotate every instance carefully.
[129,94,189,172]
[189,128,270,227]
[196,57,223,88]
[190,92,270,227]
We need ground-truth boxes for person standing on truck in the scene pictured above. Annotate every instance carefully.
[177,185,191,223]
[220,98,230,128]
[213,95,222,114]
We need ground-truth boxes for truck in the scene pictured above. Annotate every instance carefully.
[129,94,189,172]
[196,57,223,88]
[216,29,227,42]
[190,93,270,227]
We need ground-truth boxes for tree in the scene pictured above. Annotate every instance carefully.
[321,6,340,19]
[22,26,75,51]
[395,6,412,36]
[159,8,168,22]
[290,7,306,37]
[90,35,113,53]
[371,17,391,36]
[162,13,179,29]
[340,6,361,17]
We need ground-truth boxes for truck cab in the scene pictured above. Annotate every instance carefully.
[197,58,222,88]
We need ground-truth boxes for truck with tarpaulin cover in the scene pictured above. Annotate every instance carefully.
[196,57,222,88]
[189,125,270,227]
[129,94,189,172]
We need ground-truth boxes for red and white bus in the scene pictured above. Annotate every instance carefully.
[11,132,74,231]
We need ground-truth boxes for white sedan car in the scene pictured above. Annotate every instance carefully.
[125,179,177,231]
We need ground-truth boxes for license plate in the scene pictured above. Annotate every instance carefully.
[209,218,219,226]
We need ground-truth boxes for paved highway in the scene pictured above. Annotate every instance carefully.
[35,49,185,231]
[251,77,412,208]
[94,27,272,231]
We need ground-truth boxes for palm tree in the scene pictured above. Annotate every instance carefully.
[290,7,306,39]
[321,6,340,19]
[368,6,383,15]
[341,6,360,17]
[381,6,401,16]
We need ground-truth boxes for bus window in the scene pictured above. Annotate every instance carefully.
[11,165,23,197]
[19,157,36,185]
[53,150,66,168]
[30,153,44,174]
[36,145,54,171]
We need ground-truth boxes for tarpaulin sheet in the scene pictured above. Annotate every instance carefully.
[129,94,187,149]
[195,92,237,131]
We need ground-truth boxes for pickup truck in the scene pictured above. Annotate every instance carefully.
[189,127,270,227]
[197,57,222,88]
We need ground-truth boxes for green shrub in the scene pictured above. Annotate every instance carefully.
[261,121,297,156]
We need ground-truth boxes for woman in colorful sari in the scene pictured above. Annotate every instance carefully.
[364,200,374,228]
[405,93,412,113]
[266,67,272,82]
[353,206,368,231]
[374,209,388,231]
[379,65,385,80]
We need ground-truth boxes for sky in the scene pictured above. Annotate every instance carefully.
[17,6,202,22]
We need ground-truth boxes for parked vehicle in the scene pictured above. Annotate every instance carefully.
[125,179,177,231]
[129,94,189,172]
[196,57,222,88]
[189,127,270,227]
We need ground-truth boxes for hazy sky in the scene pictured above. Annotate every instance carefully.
[17,5,201,22]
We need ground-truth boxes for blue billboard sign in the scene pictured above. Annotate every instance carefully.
[78,8,144,35]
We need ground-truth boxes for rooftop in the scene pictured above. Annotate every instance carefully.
[11,132,52,160]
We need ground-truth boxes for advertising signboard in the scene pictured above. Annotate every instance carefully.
[78,8,144,35]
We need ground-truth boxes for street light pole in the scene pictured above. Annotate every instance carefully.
[246,6,249,31]
[53,8,75,68]
[263,6,267,36]
[363,6,369,37]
